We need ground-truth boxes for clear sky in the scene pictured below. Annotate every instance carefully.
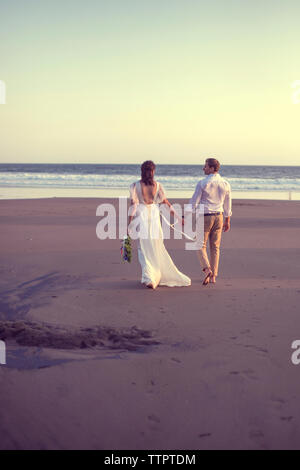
[0,0,299,165]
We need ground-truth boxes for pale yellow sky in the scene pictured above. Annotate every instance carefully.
[0,0,300,165]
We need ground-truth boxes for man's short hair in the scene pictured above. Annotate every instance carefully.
[206,158,220,172]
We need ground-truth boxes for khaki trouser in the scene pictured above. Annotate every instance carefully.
[197,214,223,277]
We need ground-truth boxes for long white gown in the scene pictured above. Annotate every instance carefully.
[129,181,191,289]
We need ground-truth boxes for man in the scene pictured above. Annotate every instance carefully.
[189,158,232,285]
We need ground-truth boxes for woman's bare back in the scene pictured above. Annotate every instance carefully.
[140,180,157,204]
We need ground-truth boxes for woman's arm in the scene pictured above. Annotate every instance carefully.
[128,200,136,234]
[128,183,138,234]
[162,198,184,226]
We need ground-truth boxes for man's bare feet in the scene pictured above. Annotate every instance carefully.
[209,275,216,283]
[202,267,213,285]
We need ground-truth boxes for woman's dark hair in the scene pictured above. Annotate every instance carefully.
[141,160,156,186]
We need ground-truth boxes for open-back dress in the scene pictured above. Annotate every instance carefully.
[129,181,191,289]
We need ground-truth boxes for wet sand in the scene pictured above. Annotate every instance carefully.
[0,197,300,449]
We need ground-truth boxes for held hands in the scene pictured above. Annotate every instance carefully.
[175,215,184,226]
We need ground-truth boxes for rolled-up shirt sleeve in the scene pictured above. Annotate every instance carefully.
[223,184,232,217]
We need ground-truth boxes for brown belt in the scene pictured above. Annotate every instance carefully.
[204,212,222,216]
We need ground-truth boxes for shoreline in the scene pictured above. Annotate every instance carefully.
[0,186,300,201]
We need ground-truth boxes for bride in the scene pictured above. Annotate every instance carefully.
[128,160,191,289]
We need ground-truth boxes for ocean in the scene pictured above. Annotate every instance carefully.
[0,163,300,199]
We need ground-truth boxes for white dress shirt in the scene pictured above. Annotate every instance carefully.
[188,173,232,217]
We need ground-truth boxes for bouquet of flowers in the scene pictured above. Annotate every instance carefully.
[121,236,132,263]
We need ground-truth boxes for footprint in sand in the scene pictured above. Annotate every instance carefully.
[171,357,181,363]
[198,433,211,438]
[244,344,268,354]
[270,397,290,418]
[242,369,259,380]
[249,428,268,449]
[280,416,293,422]
[249,429,264,440]
[148,414,160,424]
[271,397,285,405]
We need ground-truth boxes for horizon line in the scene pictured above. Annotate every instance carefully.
[0,162,300,167]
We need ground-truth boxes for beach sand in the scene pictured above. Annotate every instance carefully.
[0,197,300,450]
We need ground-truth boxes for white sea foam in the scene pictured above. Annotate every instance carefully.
[0,171,300,192]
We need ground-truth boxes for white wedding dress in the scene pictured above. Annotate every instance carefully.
[129,181,191,289]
